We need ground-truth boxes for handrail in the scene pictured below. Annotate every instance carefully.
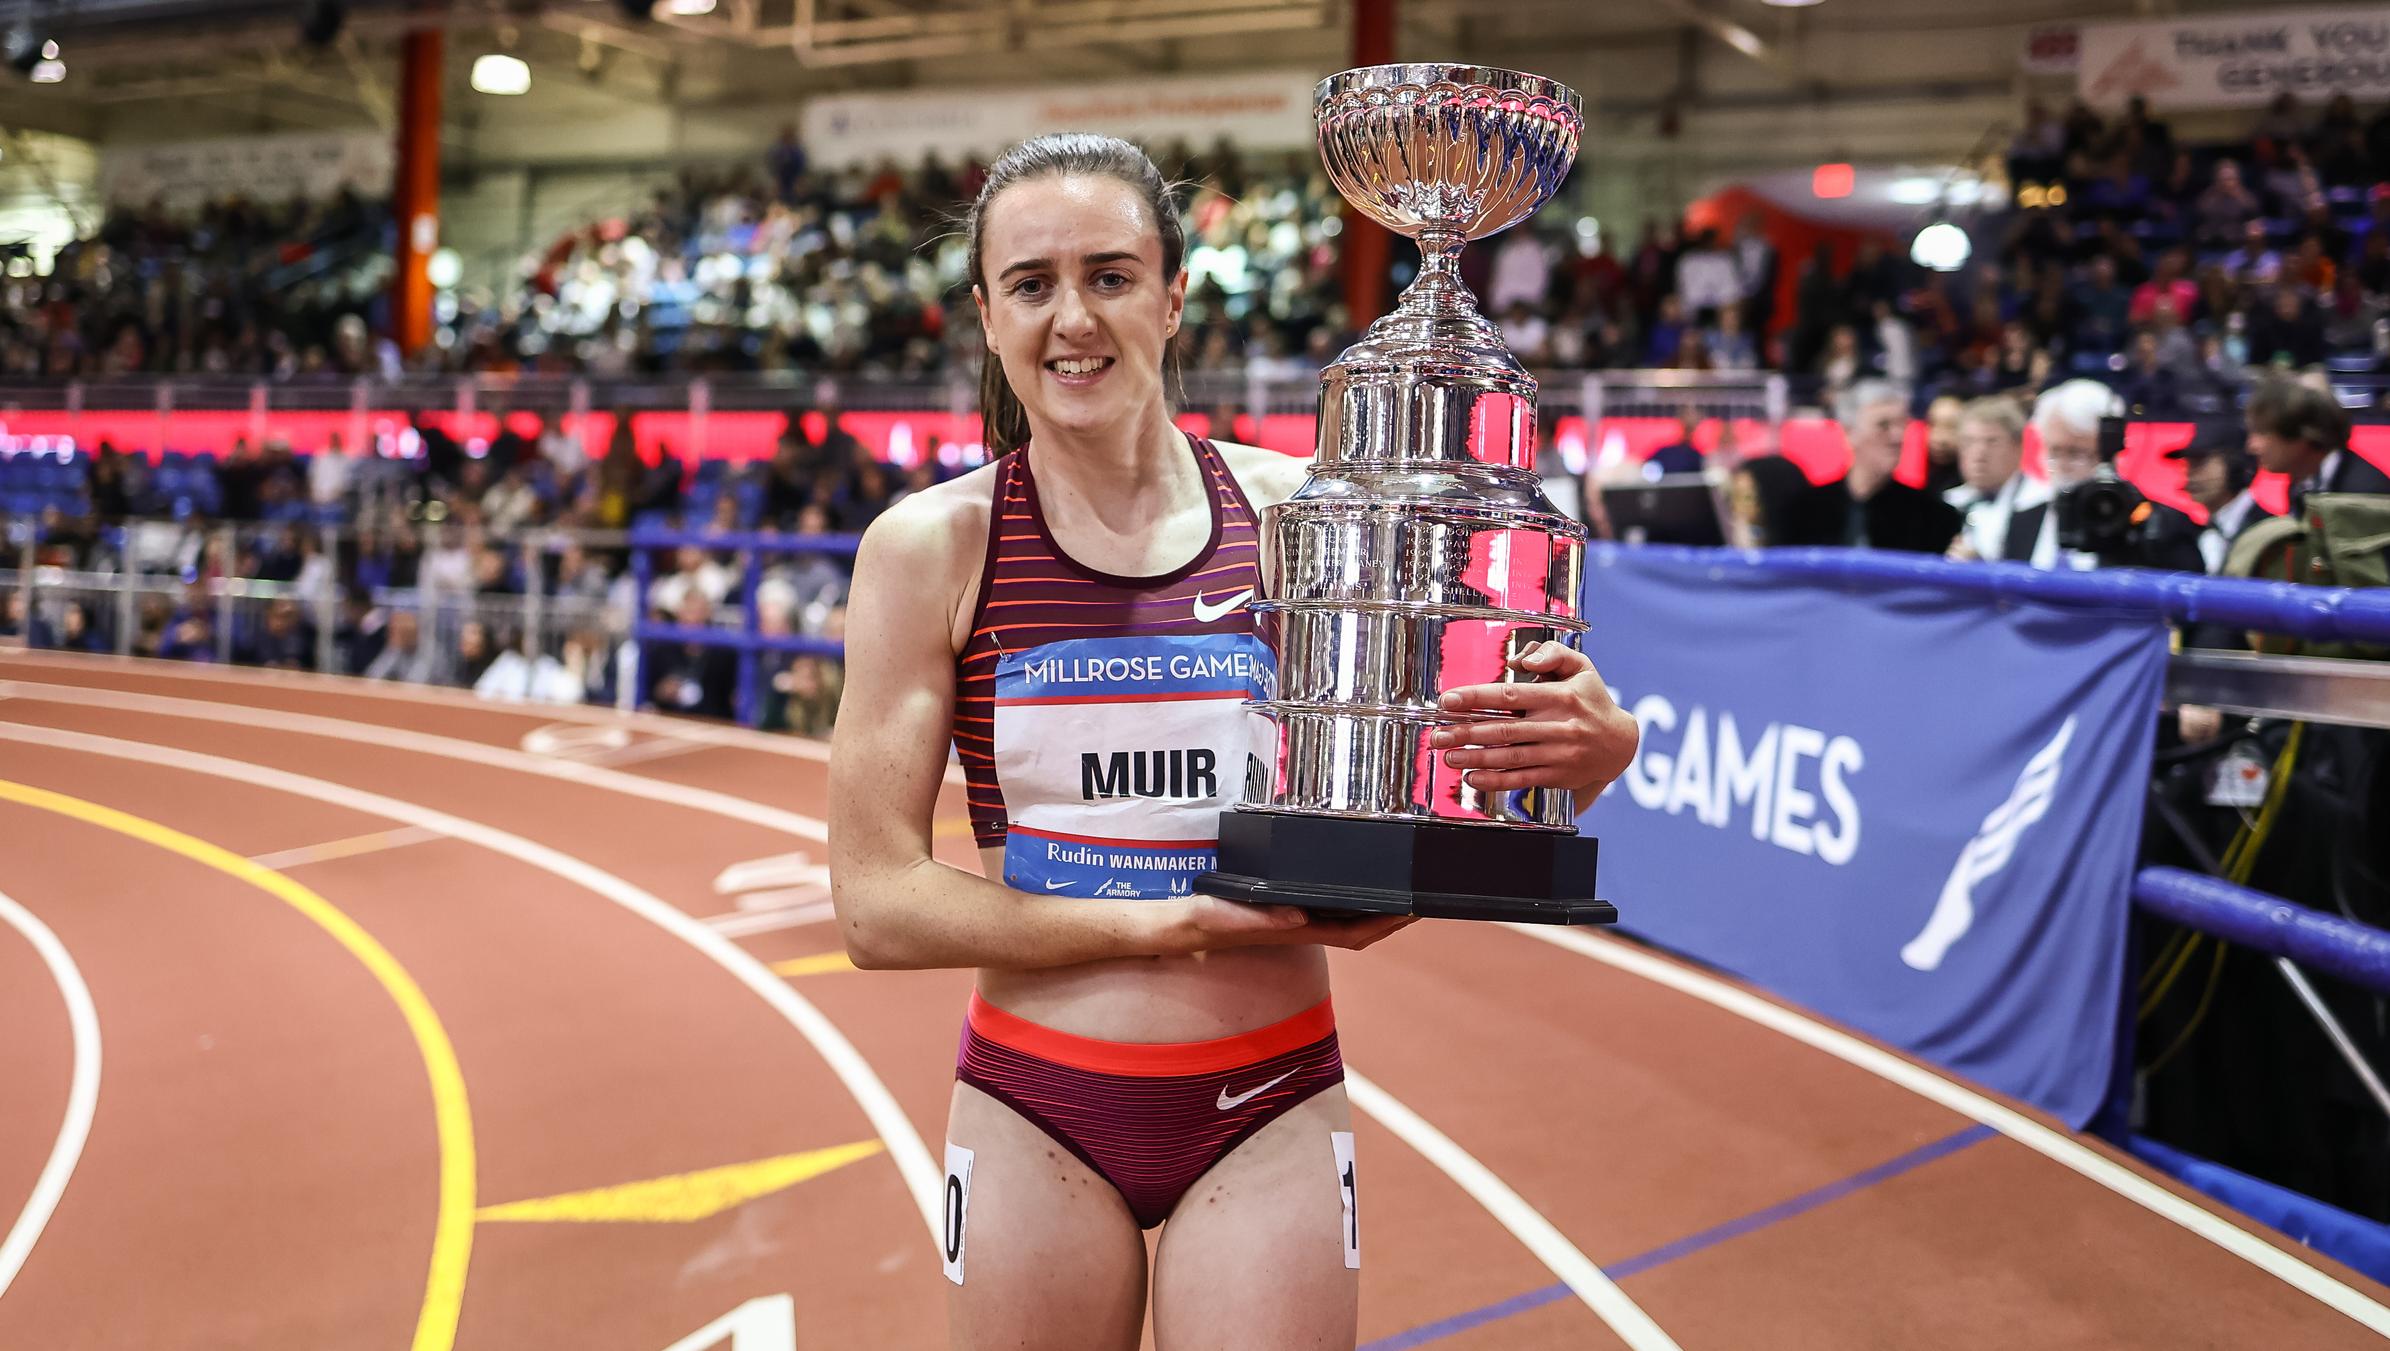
[1597,545,2390,645]
[2133,866,2390,996]
[627,528,864,557]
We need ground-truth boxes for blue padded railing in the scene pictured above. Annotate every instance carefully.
[624,534,2390,726]
[629,527,864,727]
[1600,545,2390,646]
[2132,866,2390,996]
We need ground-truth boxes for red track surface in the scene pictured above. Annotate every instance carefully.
[0,650,2383,1350]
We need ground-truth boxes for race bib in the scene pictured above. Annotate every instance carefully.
[993,632,1273,899]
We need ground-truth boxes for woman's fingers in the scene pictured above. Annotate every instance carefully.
[1438,681,1574,714]
[1440,742,1550,771]
[1456,765,1564,793]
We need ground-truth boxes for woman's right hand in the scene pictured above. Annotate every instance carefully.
[1163,896,1419,954]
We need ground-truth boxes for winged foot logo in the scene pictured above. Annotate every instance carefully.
[1900,717,2078,972]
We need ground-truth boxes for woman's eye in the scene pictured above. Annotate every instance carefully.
[1095,271,1130,290]
[1012,278,1046,298]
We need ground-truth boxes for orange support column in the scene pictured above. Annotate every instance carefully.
[392,29,444,358]
[1339,0,1396,328]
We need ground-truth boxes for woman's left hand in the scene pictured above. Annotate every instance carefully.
[1430,642,1641,800]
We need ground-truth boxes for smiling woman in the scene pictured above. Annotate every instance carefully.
[825,129,1635,1351]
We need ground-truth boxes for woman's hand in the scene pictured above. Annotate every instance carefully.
[1430,641,1640,800]
[1159,897,1418,954]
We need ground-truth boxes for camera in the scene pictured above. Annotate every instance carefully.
[2053,415,2156,563]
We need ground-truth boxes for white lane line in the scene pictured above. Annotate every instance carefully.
[0,680,830,843]
[703,902,838,939]
[0,885,102,1300]
[0,721,945,1248]
[249,826,444,871]
[0,650,833,761]
[0,653,976,789]
[1507,923,2390,1334]
[1346,1069,1681,1351]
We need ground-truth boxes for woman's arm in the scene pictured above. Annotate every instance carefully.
[828,489,1400,971]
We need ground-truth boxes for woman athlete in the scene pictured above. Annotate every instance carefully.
[829,133,1638,1350]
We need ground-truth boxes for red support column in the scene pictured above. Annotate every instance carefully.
[392,29,444,358]
[1340,0,1396,329]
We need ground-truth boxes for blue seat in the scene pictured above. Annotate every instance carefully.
[2326,353,2378,374]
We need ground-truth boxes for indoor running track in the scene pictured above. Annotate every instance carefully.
[0,649,2383,1351]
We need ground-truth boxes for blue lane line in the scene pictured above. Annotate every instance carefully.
[1359,1123,1998,1351]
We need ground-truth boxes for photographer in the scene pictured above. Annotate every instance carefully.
[2245,374,2390,510]
[2038,379,2204,573]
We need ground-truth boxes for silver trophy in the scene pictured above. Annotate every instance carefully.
[1196,64,1611,925]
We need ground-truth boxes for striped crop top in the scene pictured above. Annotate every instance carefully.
[953,432,1273,900]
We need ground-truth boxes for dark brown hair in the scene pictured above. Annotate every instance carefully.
[967,133,1186,457]
[2246,374,2350,453]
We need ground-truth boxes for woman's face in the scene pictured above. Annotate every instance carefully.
[975,174,1185,446]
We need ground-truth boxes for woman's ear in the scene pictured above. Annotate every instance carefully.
[1166,269,1188,337]
[973,284,998,354]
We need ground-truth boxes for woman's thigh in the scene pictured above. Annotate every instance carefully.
[944,1081,1149,1351]
[1148,1084,1360,1351]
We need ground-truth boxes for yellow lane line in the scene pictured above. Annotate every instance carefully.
[475,1140,884,1224]
[0,779,475,1351]
[770,951,857,978]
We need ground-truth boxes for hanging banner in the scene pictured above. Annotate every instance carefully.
[2079,7,2390,109]
[1578,546,2171,1126]
[802,70,1320,168]
[98,132,393,209]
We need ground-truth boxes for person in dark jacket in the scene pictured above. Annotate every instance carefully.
[645,588,739,720]
[1794,379,1961,552]
[2246,373,2390,513]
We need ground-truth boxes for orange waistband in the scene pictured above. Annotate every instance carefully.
[965,991,1336,1077]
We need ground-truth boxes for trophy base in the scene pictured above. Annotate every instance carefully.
[1194,809,1613,926]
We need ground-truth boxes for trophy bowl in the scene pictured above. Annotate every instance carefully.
[1314,64,1583,243]
[1194,64,1612,926]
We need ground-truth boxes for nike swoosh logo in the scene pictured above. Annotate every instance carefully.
[1216,1069,1295,1111]
[1191,587,1255,624]
[1043,879,1075,891]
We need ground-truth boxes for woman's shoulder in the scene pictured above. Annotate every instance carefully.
[1209,439,1312,510]
[855,459,1001,575]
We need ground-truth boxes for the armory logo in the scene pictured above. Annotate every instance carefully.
[1614,694,1863,865]
[1081,748,1220,801]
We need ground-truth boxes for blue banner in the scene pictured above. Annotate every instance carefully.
[1578,546,2171,1126]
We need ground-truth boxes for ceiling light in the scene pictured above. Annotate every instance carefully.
[29,60,63,83]
[1911,221,1971,272]
[40,40,56,60]
[1761,0,1824,6]
[1888,176,1939,205]
[664,0,717,13]
[471,53,530,96]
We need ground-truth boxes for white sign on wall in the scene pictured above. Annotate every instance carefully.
[801,70,1321,169]
[99,132,393,208]
[2079,7,2390,109]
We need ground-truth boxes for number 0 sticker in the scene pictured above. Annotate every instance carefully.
[1332,1131,1358,1269]
[942,1142,974,1286]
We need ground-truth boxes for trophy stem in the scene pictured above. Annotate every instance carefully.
[1398,228,1476,319]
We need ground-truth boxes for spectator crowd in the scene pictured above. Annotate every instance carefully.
[10,93,2390,729]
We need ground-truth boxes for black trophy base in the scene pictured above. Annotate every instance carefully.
[1194,809,1613,926]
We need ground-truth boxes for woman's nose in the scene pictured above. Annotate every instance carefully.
[1054,283,1097,336]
